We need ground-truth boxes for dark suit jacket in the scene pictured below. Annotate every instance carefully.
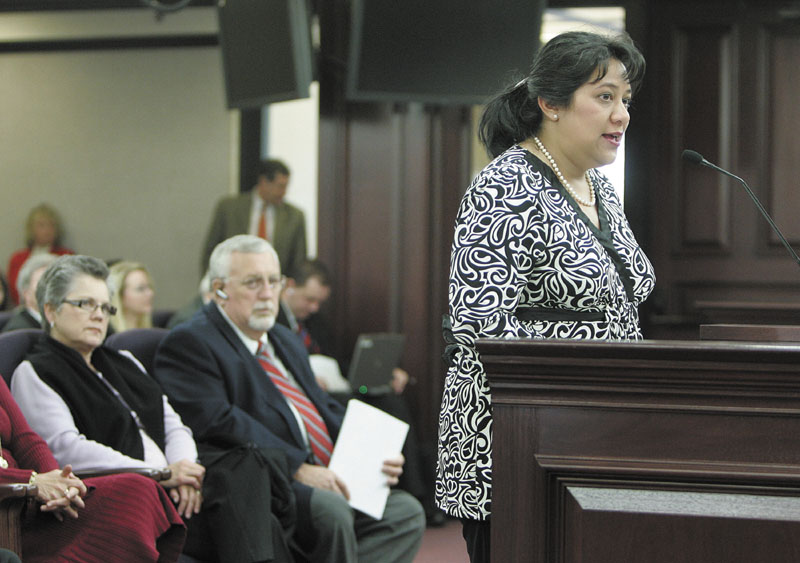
[1,308,42,333]
[200,191,307,278]
[165,295,204,330]
[276,302,334,359]
[153,302,344,510]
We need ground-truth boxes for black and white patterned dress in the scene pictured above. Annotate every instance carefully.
[437,145,656,520]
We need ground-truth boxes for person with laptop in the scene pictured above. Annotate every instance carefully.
[154,235,425,563]
[276,259,409,395]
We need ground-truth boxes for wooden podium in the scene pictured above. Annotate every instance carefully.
[479,338,800,562]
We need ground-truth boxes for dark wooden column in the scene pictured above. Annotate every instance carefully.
[238,108,262,193]
[316,0,471,444]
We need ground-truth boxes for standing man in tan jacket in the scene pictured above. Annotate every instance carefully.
[201,158,307,278]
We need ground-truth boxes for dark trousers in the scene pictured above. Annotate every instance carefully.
[461,517,491,563]
[294,488,424,563]
[185,442,297,562]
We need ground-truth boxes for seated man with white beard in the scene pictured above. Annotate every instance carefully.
[154,235,424,563]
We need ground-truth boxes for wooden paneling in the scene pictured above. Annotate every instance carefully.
[565,487,800,563]
[317,0,470,444]
[700,323,800,341]
[343,104,397,333]
[767,29,800,244]
[674,25,734,251]
[644,0,800,336]
[482,338,800,562]
[695,300,800,325]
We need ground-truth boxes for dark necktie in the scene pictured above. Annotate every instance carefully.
[296,322,321,355]
[256,342,333,466]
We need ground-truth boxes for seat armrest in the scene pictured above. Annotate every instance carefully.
[77,467,172,482]
[0,483,38,557]
[0,483,37,504]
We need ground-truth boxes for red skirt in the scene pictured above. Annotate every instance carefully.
[22,472,186,563]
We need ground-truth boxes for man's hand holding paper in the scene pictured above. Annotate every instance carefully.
[328,400,410,519]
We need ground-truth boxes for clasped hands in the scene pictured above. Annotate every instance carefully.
[159,458,206,519]
[35,459,207,521]
[34,464,87,521]
[293,454,405,499]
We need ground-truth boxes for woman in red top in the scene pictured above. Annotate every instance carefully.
[0,375,185,562]
[7,204,73,305]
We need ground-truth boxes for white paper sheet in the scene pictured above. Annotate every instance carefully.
[328,399,409,519]
[308,354,352,393]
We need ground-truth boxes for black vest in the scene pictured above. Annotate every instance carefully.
[26,336,166,460]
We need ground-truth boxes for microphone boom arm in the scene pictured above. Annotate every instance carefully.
[682,150,800,268]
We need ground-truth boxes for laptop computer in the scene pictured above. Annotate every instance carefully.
[347,333,405,396]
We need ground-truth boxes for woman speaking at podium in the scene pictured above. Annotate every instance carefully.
[437,31,656,562]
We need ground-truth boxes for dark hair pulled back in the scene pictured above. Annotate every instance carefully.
[479,31,645,158]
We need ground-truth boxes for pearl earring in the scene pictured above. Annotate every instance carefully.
[553,114,559,121]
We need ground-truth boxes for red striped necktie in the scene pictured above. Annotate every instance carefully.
[256,342,333,466]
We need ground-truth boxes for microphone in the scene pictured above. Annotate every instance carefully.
[682,149,800,268]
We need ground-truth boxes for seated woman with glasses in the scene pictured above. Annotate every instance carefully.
[10,255,294,563]
[9,255,203,558]
[0,368,185,562]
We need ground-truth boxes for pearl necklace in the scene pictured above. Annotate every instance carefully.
[531,136,596,207]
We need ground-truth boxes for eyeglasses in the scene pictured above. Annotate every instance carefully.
[229,275,286,293]
[62,298,117,316]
